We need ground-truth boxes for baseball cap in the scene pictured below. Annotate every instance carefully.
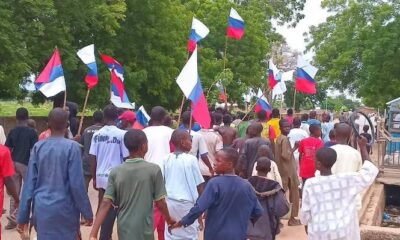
[308,119,321,127]
[118,110,136,124]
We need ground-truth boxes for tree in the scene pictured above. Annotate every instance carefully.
[306,0,400,108]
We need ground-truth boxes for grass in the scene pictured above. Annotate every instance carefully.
[0,101,53,117]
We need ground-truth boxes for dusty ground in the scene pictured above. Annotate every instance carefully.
[1,184,307,239]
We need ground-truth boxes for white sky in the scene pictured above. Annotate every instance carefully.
[275,0,329,60]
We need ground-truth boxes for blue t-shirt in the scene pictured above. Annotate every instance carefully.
[181,175,263,240]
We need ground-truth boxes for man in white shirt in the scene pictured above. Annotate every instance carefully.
[143,106,174,167]
[143,106,173,239]
[161,130,204,240]
[300,137,378,240]
[329,123,363,210]
[199,128,223,180]
[89,104,129,240]
[288,117,309,174]
[0,125,5,145]
[181,111,214,177]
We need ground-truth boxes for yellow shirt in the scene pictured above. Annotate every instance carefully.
[267,118,281,140]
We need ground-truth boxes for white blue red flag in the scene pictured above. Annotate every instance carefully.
[134,106,151,129]
[77,44,98,89]
[268,59,280,90]
[227,8,245,40]
[254,88,271,113]
[187,18,210,53]
[110,69,134,109]
[176,46,211,129]
[295,56,318,94]
[34,48,66,98]
[100,53,133,109]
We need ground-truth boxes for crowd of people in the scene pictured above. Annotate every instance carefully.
[0,104,380,240]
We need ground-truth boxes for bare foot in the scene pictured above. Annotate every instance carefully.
[288,218,301,226]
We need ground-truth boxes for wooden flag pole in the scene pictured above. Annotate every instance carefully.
[63,91,67,109]
[241,90,267,121]
[177,52,191,128]
[280,94,284,113]
[293,89,297,110]
[223,37,228,108]
[188,105,193,135]
[77,89,91,135]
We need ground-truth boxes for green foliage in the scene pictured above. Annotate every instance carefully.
[307,0,400,108]
[0,0,307,111]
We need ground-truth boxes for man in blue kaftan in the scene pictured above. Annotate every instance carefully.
[17,108,93,240]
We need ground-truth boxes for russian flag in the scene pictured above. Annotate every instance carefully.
[77,44,98,89]
[227,8,245,40]
[188,18,210,53]
[254,89,272,113]
[134,106,151,129]
[176,47,211,129]
[34,48,66,98]
[268,59,279,90]
[295,56,318,94]
[100,53,124,81]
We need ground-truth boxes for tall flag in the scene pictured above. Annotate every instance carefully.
[100,53,133,109]
[295,56,318,94]
[254,88,272,113]
[268,59,279,90]
[227,8,245,40]
[134,106,151,129]
[216,81,227,102]
[77,44,98,89]
[110,69,134,109]
[176,47,211,129]
[34,48,66,98]
[187,18,210,53]
[100,53,124,81]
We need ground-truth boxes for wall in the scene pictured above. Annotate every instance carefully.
[0,117,94,136]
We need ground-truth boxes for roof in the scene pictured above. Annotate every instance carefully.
[387,97,400,105]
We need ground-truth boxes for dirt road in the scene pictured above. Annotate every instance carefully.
[2,184,307,240]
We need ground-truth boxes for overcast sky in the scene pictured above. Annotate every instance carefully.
[275,0,329,60]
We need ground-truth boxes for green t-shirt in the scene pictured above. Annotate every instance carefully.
[237,121,250,138]
[104,158,167,240]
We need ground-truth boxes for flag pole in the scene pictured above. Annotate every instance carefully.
[293,89,297,110]
[177,51,191,128]
[63,91,67,109]
[223,37,228,108]
[188,105,193,135]
[77,89,91,135]
[241,90,267,121]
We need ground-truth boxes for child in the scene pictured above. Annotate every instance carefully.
[89,129,175,240]
[360,125,372,154]
[298,124,324,185]
[300,137,378,240]
[0,145,19,235]
[324,129,336,147]
[252,145,282,187]
[247,157,289,240]
[275,119,300,226]
[161,130,205,240]
[170,148,263,240]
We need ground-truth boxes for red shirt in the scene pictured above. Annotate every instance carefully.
[0,145,16,230]
[298,137,324,178]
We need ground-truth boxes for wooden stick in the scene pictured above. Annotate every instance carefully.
[280,94,284,113]
[177,95,186,128]
[77,89,91,135]
[293,89,297,110]
[63,90,67,109]
[241,90,268,121]
[177,51,191,128]
[223,37,228,104]
[188,105,193,135]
